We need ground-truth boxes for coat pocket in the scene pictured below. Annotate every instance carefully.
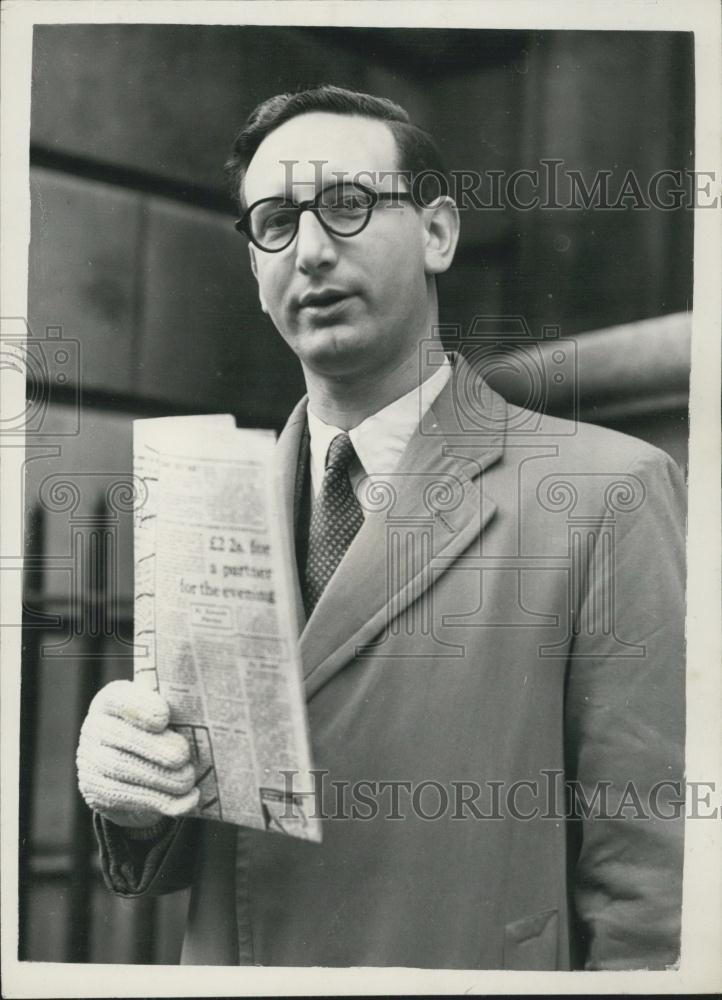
[503,907,559,970]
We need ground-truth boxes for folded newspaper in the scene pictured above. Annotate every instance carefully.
[133,415,321,843]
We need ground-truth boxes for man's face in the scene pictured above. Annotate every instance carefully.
[243,112,436,380]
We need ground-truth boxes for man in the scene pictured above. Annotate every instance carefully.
[77,86,686,970]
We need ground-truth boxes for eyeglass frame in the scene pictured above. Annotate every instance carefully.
[234,181,418,253]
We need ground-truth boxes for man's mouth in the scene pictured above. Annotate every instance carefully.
[298,289,354,312]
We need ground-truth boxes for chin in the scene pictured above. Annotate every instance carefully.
[296,325,379,377]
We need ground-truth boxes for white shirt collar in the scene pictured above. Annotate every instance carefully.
[306,356,451,497]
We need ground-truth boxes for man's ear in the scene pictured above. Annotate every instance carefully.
[422,196,460,276]
[248,244,269,314]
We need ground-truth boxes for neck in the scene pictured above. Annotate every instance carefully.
[303,338,443,430]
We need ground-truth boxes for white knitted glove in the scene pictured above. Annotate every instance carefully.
[77,679,200,829]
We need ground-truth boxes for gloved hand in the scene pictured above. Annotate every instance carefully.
[76,679,200,829]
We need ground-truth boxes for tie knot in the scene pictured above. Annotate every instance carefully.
[325,432,356,474]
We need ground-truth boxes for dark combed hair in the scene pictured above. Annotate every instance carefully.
[225,84,448,210]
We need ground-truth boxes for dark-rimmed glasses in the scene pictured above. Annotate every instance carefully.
[235,181,416,253]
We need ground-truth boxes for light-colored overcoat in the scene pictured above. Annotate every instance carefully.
[97,355,686,969]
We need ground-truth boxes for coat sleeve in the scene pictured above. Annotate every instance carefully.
[564,447,686,970]
[94,811,200,897]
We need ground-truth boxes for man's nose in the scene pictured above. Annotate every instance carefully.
[294,210,337,274]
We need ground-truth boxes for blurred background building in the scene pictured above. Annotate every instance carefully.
[20,24,693,963]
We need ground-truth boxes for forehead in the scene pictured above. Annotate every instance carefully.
[242,111,400,204]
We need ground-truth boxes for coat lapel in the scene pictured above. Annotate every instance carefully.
[293,354,508,699]
[273,396,309,638]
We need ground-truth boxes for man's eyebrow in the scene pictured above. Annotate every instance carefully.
[245,178,375,208]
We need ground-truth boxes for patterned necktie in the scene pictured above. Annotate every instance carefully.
[303,432,364,615]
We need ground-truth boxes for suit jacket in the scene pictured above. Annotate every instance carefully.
[96,353,686,969]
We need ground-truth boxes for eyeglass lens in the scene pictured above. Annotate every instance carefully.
[249,183,376,250]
